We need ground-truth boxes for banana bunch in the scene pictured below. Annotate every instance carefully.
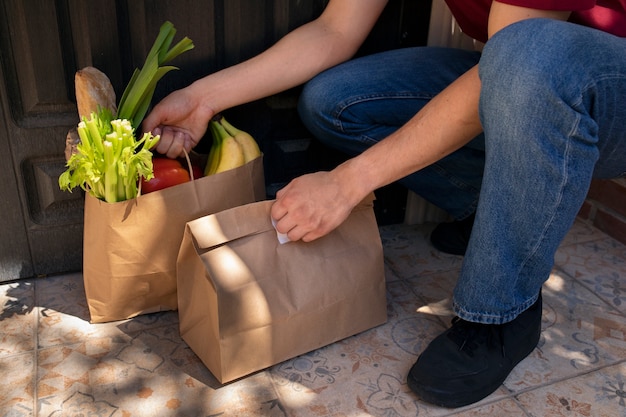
[204,116,262,176]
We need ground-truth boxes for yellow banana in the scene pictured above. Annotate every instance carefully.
[214,136,244,173]
[204,122,222,175]
[219,117,261,163]
[205,116,258,175]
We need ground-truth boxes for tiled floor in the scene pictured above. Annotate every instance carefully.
[1,219,625,416]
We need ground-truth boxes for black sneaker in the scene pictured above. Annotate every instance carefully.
[407,294,542,408]
[430,213,475,256]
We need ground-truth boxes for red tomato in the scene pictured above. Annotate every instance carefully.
[141,157,190,194]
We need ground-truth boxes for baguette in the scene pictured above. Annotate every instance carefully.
[75,66,117,119]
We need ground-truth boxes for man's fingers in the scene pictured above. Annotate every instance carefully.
[155,133,173,155]
[165,131,186,158]
[151,126,162,137]
[270,196,289,221]
[273,215,297,235]
[153,127,189,158]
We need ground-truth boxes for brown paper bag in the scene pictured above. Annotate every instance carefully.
[82,156,265,323]
[176,195,387,383]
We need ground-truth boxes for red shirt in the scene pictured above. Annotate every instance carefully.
[445,0,626,42]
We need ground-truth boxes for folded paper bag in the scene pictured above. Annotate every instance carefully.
[176,195,387,383]
[82,156,265,323]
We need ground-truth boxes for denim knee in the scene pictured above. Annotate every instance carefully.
[479,19,572,104]
[477,18,598,154]
[297,78,322,132]
[297,74,338,147]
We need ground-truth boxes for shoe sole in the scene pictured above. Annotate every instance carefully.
[407,367,509,408]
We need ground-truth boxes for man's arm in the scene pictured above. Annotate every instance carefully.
[199,0,389,111]
[271,1,572,242]
[143,0,388,157]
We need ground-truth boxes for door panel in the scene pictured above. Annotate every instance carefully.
[2,1,76,128]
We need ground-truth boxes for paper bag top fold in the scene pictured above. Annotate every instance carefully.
[188,193,375,250]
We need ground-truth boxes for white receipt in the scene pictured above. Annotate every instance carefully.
[271,218,291,244]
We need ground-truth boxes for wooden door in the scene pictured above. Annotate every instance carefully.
[0,0,128,281]
[0,0,430,282]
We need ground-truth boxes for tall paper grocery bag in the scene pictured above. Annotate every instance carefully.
[82,156,265,323]
[177,195,387,383]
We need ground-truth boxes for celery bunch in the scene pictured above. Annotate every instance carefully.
[59,108,160,203]
[117,21,195,129]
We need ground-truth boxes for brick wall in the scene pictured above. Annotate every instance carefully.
[578,178,626,245]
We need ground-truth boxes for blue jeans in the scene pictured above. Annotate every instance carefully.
[299,47,484,220]
[298,18,626,324]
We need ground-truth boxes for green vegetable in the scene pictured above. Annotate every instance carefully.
[59,107,160,203]
[117,21,195,129]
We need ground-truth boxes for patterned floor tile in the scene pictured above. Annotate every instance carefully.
[504,271,626,393]
[437,398,529,417]
[380,224,463,279]
[386,278,440,319]
[270,348,421,417]
[36,324,279,416]
[267,308,424,417]
[267,297,521,417]
[516,361,626,417]
[35,273,179,349]
[0,352,35,416]
[403,270,459,321]
[383,260,402,283]
[555,237,626,314]
[560,218,611,248]
[0,280,36,357]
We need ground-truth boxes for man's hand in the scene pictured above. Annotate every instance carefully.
[142,86,214,158]
[270,171,361,242]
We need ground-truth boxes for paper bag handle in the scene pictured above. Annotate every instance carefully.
[182,149,196,181]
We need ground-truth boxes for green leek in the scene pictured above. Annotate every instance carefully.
[117,21,194,129]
